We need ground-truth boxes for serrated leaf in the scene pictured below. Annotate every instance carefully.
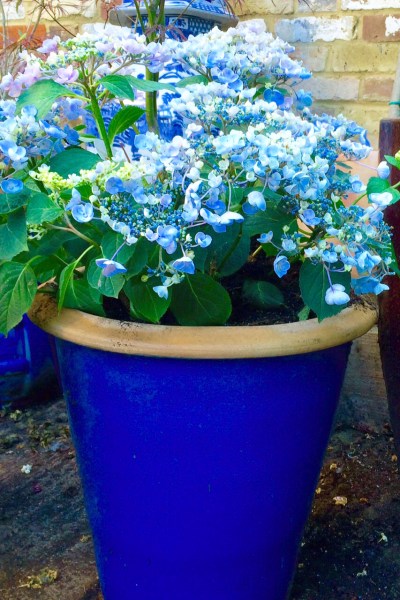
[58,245,94,309]
[170,273,232,326]
[125,75,175,93]
[124,279,170,323]
[87,258,125,298]
[63,278,105,316]
[175,75,209,88]
[99,75,136,100]
[49,148,100,178]
[26,193,63,224]
[16,80,81,119]
[107,106,145,144]
[242,279,284,309]
[299,261,351,321]
[0,209,27,260]
[0,261,37,334]
[0,189,30,214]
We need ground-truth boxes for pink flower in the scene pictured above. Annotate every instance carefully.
[55,65,79,85]
[17,63,42,87]
[0,74,22,97]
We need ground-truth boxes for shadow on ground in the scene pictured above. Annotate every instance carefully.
[1,397,399,600]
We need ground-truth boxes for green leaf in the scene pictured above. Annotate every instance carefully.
[107,106,145,144]
[26,192,63,224]
[0,189,30,214]
[0,262,37,334]
[297,305,311,321]
[58,263,76,310]
[124,239,149,277]
[385,155,400,170]
[242,279,284,309]
[31,229,76,256]
[31,255,63,282]
[366,177,390,195]
[101,232,137,264]
[299,261,351,321]
[175,75,209,88]
[49,148,100,178]
[0,209,27,260]
[170,273,232,326]
[87,258,125,298]
[63,278,105,316]
[124,279,170,323]
[125,75,175,93]
[243,204,296,239]
[205,223,250,277]
[100,75,136,100]
[16,80,81,119]
[58,245,94,310]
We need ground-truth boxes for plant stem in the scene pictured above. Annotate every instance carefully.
[145,69,159,134]
[63,214,100,248]
[87,88,113,159]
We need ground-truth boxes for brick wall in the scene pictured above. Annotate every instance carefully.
[238,0,400,147]
[4,0,398,147]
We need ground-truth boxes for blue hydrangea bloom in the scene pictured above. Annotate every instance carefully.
[1,178,23,194]
[172,256,195,274]
[274,255,290,278]
[71,202,94,223]
[95,258,127,277]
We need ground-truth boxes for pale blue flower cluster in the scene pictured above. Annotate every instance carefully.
[0,100,79,193]
[21,21,395,309]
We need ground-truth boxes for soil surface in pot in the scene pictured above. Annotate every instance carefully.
[1,395,399,600]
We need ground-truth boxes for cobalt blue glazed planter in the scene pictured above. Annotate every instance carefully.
[0,316,58,407]
[29,295,377,600]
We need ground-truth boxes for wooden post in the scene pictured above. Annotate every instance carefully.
[378,118,400,456]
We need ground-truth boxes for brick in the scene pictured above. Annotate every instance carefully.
[237,0,293,16]
[301,76,359,100]
[342,0,400,8]
[298,0,337,11]
[292,44,329,72]
[101,0,123,21]
[0,24,47,45]
[363,14,400,42]
[361,77,394,101]
[275,17,356,42]
[331,44,399,72]
[3,0,25,20]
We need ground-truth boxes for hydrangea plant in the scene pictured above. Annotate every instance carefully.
[0,20,397,333]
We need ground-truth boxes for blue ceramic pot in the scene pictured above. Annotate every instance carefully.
[29,296,376,600]
[0,316,57,406]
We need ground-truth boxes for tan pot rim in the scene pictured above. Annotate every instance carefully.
[28,294,378,359]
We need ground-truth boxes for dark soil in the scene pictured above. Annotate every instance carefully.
[1,396,399,600]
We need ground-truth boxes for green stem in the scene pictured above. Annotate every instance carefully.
[63,214,100,248]
[87,88,113,159]
[145,69,159,134]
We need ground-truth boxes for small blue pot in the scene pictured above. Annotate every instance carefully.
[0,316,57,406]
[29,296,376,600]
